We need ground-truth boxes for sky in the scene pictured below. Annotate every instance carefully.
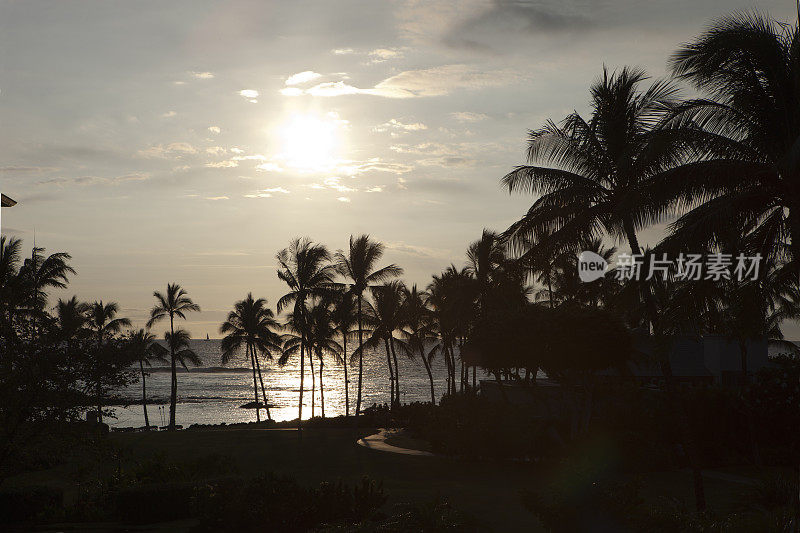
[1,0,798,337]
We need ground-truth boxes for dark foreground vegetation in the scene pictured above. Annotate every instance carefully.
[3,7,800,531]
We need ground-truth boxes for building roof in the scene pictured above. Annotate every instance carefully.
[1,194,16,207]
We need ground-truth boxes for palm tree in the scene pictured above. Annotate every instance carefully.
[55,296,89,345]
[400,284,438,404]
[662,12,800,270]
[127,329,166,430]
[0,236,22,339]
[17,245,75,339]
[305,299,342,418]
[334,235,402,417]
[220,294,282,422]
[276,238,336,426]
[330,289,357,416]
[147,283,200,430]
[86,301,131,423]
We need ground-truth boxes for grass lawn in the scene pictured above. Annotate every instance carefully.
[111,427,542,531]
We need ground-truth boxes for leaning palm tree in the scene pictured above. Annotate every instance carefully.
[220,294,282,422]
[127,329,166,430]
[86,301,131,423]
[147,283,200,430]
[330,289,357,416]
[661,11,800,270]
[334,235,402,417]
[276,238,336,425]
[55,296,89,345]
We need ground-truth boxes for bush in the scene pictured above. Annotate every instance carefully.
[113,481,199,523]
[0,485,63,523]
[196,474,387,532]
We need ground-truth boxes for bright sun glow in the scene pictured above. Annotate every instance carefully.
[279,113,342,171]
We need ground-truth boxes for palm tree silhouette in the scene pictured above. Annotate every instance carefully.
[664,12,800,269]
[220,294,282,422]
[147,283,200,430]
[305,298,342,418]
[330,289,357,416]
[276,238,335,426]
[18,245,75,340]
[127,329,166,430]
[399,284,438,405]
[87,301,131,423]
[334,235,402,417]
[358,281,406,408]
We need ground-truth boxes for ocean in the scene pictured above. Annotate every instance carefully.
[108,339,454,428]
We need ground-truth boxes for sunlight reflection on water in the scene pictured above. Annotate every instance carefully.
[109,339,457,427]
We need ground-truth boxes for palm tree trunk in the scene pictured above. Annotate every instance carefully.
[169,314,177,430]
[319,358,325,418]
[309,349,315,418]
[140,360,150,430]
[249,345,261,423]
[343,333,349,416]
[384,338,395,407]
[298,333,305,428]
[739,341,749,386]
[253,349,272,421]
[97,331,103,424]
[390,338,400,407]
[356,295,364,418]
[419,347,435,405]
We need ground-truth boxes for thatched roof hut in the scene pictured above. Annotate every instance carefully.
[1,194,17,207]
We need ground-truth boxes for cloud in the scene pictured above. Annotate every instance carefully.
[190,71,215,79]
[262,187,290,194]
[369,48,404,62]
[161,111,177,118]
[337,196,351,203]
[285,71,323,85]
[451,111,489,122]
[332,48,354,54]
[138,142,198,158]
[0,166,58,174]
[238,89,259,102]
[243,187,289,198]
[208,126,221,134]
[205,196,229,200]
[40,173,150,186]
[372,118,427,135]
[365,186,383,193]
[205,160,238,168]
[286,65,519,98]
[385,241,452,259]
[280,87,305,96]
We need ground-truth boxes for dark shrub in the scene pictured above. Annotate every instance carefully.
[0,485,63,523]
[113,481,197,523]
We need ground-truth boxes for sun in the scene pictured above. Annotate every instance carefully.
[279,113,342,171]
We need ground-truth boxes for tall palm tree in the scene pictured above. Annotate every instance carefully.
[276,238,335,425]
[147,283,200,430]
[662,12,800,270]
[501,66,707,510]
[127,329,166,430]
[399,284,438,404]
[87,301,131,423]
[220,294,282,422]
[330,289,357,416]
[334,235,402,417]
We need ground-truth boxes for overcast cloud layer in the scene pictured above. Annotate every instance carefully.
[2,0,797,336]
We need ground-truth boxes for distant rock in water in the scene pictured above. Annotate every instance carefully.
[239,401,275,409]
